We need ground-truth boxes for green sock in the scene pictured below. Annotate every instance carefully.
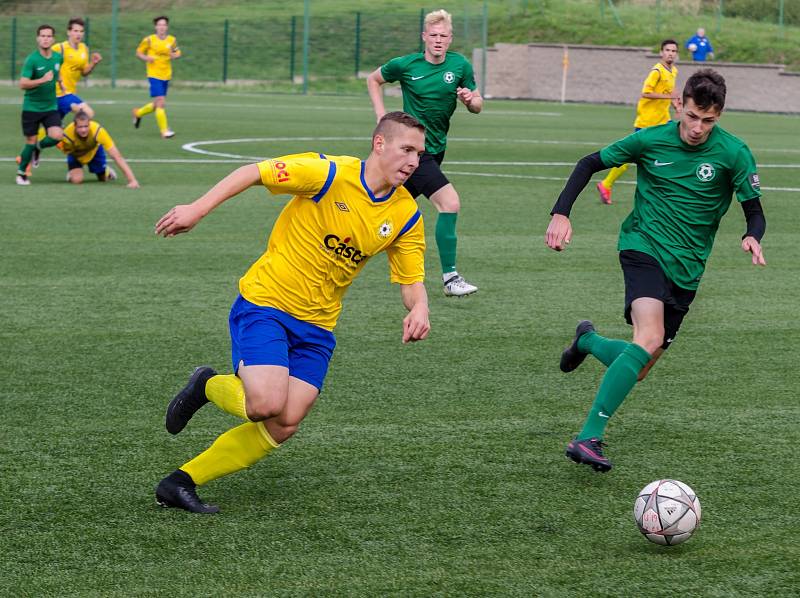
[577,343,651,441]
[18,144,36,173]
[578,331,630,367]
[435,212,458,274]
[39,135,60,149]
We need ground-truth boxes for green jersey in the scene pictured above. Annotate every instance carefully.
[381,51,476,154]
[21,50,62,112]
[601,121,761,290]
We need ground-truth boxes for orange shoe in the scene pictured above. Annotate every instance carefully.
[596,181,612,205]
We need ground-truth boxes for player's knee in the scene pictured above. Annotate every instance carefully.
[49,130,64,141]
[633,331,664,356]
[244,391,285,421]
[68,171,83,184]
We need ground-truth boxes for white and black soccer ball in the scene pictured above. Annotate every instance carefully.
[633,479,701,546]
[688,43,698,52]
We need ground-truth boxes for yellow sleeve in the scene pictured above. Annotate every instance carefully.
[96,126,115,151]
[136,36,149,55]
[386,211,426,284]
[257,154,334,198]
[641,68,661,94]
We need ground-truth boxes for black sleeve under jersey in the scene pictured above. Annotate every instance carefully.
[550,152,606,217]
[740,197,766,242]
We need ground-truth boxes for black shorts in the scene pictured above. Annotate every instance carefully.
[403,151,449,199]
[21,110,61,137]
[619,250,697,350]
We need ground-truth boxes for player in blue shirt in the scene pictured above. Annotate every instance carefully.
[685,27,714,62]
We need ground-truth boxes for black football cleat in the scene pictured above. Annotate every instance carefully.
[156,470,219,514]
[565,437,613,473]
[559,320,596,373]
[165,366,216,435]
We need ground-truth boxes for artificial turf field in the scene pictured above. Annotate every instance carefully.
[1,86,798,596]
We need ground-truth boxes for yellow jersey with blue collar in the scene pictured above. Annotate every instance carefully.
[53,41,89,96]
[634,62,678,128]
[136,34,180,80]
[59,120,115,164]
[240,153,425,331]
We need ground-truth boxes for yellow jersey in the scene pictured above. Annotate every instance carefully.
[136,34,180,80]
[59,120,115,164]
[634,62,678,129]
[240,153,426,331]
[53,41,89,96]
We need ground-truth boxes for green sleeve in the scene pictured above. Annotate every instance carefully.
[380,56,406,84]
[20,55,35,79]
[461,58,476,91]
[732,145,762,202]
[599,131,643,168]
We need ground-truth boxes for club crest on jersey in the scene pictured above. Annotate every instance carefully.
[443,71,455,84]
[377,220,393,239]
[696,163,715,182]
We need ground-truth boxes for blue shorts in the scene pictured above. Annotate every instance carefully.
[67,145,107,175]
[228,295,336,391]
[148,77,169,97]
[57,94,83,118]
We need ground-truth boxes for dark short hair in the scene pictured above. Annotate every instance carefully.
[661,39,678,50]
[683,68,727,112]
[373,111,425,141]
[74,110,90,123]
[153,15,169,25]
[37,24,55,35]
[67,17,85,30]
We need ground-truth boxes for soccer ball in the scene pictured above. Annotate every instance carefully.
[633,479,701,546]
[688,43,698,52]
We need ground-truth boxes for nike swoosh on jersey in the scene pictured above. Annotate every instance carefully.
[654,160,675,166]
[410,75,426,80]
[598,412,610,418]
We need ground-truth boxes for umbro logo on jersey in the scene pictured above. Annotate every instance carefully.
[334,202,349,212]
[654,160,674,166]
[410,75,426,81]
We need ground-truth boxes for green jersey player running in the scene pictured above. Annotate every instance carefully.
[545,69,766,472]
[367,9,483,297]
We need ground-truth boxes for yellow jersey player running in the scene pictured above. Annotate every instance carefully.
[597,39,681,205]
[153,112,430,514]
[59,111,139,188]
[132,15,181,139]
[52,17,102,119]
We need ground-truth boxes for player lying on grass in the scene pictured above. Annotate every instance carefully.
[154,111,430,513]
[59,111,139,188]
[545,69,766,473]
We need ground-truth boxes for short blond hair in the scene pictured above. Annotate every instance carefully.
[424,9,452,30]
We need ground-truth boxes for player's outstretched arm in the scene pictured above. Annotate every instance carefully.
[155,164,261,237]
[400,282,430,343]
[107,146,139,189]
[366,68,388,123]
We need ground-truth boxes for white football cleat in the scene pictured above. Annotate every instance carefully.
[106,166,118,181]
[16,174,31,186]
[162,130,176,139]
[443,273,478,297]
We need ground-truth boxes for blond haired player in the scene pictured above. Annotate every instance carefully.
[153,112,430,513]
[368,9,483,297]
[52,17,101,119]
[597,40,681,204]
[59,111,139,188]
[132,15,181,138]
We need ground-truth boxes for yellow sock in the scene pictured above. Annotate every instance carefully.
[602,163,629,190]
[155,107,169,133]
[136,102,154,118]
[206,374,249,420]
[181,422,279,485]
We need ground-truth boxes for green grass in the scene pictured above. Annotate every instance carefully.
[1,87,799,596]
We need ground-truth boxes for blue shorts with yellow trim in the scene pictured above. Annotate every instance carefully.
[148,77,169,97]
[57,94,83,118]
[228,295,336,391]
[66,145,107,175]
